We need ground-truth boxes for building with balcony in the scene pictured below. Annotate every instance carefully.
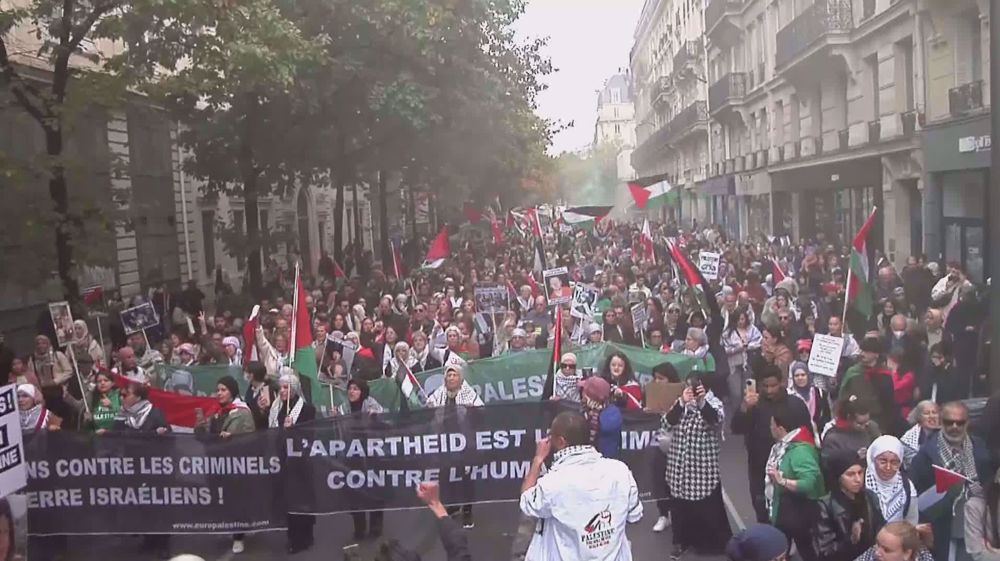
[630,0,713,225]
[692,0,988,273]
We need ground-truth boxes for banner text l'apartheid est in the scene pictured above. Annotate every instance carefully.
[22,402,667,534]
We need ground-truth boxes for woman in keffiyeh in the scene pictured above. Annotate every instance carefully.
[268,371,317,554]
[17,384,49,434]
[864,435,918,524]
[664,375,731,558]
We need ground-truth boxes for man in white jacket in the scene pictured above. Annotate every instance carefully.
[519,412,643,561]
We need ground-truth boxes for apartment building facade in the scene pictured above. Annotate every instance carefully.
[631,0,991,278]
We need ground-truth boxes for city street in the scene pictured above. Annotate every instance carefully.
[42,433,757,561]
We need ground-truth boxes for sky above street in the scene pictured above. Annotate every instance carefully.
[516,0,646,155]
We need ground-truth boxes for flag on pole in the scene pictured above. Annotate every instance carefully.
[290,266,321,395]
[489,211,505,246]
[112,372,221,433]
[771,258,786,284]
[667,240,702,288]
[532,238,547,274]
[421,226,450,269]
[526,208,543,238]
[627,179,673,210]
[847,207,878,318]
[561,206,613,229]
[640,219,655,263]
[540,307,562,400]
[390,240,405,279]
[333,259,346,279]
[242,305,260,363]
[917,465,970,520]
[399,361,425,405]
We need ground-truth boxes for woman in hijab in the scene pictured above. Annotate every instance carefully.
[17,384,49,434]
[813,449,886,561]
[724,309,762,403]
[426,364,481,529]
[221,336,242,367]
[71,320,104,377]
[334,378,384,416]
[268,372,316,554]
[385,341,415,379]
[900,401,940,469]
[788,361,831,433]
[864,435,918,524]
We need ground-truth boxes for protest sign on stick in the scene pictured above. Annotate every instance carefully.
[808,333,845,378]
[542,267,572,305]
[698,251,721,281]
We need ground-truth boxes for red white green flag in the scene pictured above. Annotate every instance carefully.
[847,207,878,318]
[917,465,969,520]
[640,219,655,263]
[627,179,673,210]
[290,266,324,406]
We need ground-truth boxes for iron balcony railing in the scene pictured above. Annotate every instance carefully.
[709,72,747,112]
[776,0,853,68]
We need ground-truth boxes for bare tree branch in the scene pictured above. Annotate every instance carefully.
[68,0,120,50]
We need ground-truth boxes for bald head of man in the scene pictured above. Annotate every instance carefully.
[549,411,591,452]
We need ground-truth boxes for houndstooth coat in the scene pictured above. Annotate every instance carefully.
[664,393,725,501]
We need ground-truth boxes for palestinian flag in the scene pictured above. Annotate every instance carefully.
[399,361,425,405]
[242,305,260,363]
[111,373,221,433]
[540,307,562,400]
[290,267,323,404]
[847,207,878,318]
[489,210,505,246]
[628,179,673,210]
[640,219,655,263]
[333,259,347,279]
[561,206,613,230]
[421,226,450,269]
[532,238,547,275]
[667,239,701,288]
[917,465,970,521]
[463,202,482,224]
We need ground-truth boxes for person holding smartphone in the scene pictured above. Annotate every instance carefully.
[663,372,731,558]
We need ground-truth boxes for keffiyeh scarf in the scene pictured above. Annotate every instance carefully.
[118,399,153,430]
[939,435,982,495]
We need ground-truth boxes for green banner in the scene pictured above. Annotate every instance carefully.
[154,342,708,415]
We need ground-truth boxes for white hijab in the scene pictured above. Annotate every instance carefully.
[864,435,909,522]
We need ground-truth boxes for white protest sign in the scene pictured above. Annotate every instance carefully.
[698,251,721,281]
[0,385,27,497]
[630,303,648,336]
[808,333,845,378]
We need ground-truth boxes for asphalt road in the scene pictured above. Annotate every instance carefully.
[33,433,757,561]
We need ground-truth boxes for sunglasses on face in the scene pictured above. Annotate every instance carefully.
[560,363,577,369]
[942,419,967,427]
[668,309,680,314]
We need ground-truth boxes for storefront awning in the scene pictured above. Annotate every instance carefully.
[701,175,735,196]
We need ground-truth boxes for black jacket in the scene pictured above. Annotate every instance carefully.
[732,394,810,467]
[812,490,885,561]
[437,515,471,561]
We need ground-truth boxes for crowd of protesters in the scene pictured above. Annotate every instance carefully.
[0,214,999,561]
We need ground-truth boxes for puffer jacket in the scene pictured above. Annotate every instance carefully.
[812,490,885,561]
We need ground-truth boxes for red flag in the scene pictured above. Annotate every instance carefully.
[490,213,505,245]
[526,272,540,298]
[463,203,482,224]
[771,258,786,284]
[640,219,655,263]
[506,211,515,229]
[540,307,562,400]
[243,305,260,363]
[292,273,312,353]
[423,226,450,268]
[333,260,346,279]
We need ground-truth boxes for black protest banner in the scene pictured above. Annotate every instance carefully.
[24,430,286,535]
[284,401,667,514]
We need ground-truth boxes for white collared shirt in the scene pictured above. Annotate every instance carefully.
[520,446,642,561]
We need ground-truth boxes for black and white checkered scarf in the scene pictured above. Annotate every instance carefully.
[666,392,724,501]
